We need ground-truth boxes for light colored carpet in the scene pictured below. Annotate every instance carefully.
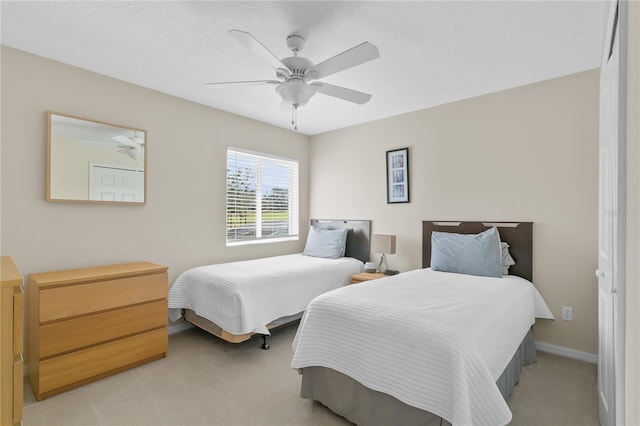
[23,323,598,425]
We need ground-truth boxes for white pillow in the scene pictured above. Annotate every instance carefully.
[302,227,348,259]
[501,242,516,275]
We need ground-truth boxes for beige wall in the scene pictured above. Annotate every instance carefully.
[0,45,605,356]
[310,70,600,354]
[625,1,640,423]
[0,46,310,282]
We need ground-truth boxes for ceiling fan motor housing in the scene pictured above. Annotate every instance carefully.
[281,56,313,78]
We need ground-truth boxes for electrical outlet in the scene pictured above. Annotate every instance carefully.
[561,306,573,321]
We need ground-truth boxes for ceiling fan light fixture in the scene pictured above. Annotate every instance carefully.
[276,79,317,107]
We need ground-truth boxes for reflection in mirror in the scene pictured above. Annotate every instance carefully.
[47,112,146,204]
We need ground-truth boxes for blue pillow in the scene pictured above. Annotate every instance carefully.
[430,227,502,278]
[302,227,348,259]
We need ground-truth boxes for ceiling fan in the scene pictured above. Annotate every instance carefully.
[206,30,380,129]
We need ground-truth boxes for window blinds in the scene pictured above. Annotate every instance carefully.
[226,148,299,245]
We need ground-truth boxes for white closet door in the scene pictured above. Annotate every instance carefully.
[598,1,627,425]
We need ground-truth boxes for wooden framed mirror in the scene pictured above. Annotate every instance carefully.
[47,112,146,204]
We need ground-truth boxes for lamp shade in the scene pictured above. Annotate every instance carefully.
[371,234,396,255]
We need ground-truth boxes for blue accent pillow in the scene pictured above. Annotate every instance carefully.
[302,227,348,259]
[430,227,502,278]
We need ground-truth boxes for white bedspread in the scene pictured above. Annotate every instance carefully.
[168,254,363,335]
[290,268,554,426]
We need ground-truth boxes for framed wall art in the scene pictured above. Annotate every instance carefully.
[386,147,410,204]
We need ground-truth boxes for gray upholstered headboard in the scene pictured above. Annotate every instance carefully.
[422,221,533,282]
[310,219,371,263]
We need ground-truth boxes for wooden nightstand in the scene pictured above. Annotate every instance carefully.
[350,272,387,284]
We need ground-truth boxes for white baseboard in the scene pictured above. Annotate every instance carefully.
[534,340,598,364]
[168,322,193,335]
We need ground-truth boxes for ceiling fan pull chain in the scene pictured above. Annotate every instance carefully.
[291,105,298,130]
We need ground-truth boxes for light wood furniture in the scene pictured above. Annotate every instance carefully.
[1,256,24,426]
[27,262,168,401]
[350,272,387,284]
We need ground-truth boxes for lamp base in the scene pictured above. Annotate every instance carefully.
[377,254,388,274]
[383,270,399,276]
[364,262,377,273]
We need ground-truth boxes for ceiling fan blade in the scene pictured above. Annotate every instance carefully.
[228,29,287,71]
[306,42,379,80]
[311,82,372,105]
[205,80,280,87]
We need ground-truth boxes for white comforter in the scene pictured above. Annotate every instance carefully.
[168,254,363,335]
[290,268,554,426]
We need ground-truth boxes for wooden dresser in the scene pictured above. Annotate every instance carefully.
[1,256,24,425]
[27,262,168,401]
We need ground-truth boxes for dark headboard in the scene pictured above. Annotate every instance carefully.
[422,221,533,282]
[310,219,371,263]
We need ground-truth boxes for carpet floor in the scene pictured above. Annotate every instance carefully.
[23,323,598,425]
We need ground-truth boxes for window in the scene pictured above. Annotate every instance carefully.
[226,148,299,245]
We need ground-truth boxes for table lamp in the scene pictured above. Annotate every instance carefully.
[371,234,398,275]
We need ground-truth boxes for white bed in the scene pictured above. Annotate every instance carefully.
[290,221,554,426]
[169,253,363,334]
[168,219,370,345]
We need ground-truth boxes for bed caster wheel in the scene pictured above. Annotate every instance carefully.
[261,335,270,350]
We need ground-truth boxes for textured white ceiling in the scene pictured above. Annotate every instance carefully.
[1,1,606,135]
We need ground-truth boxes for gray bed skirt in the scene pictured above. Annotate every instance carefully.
[300,328,537,426]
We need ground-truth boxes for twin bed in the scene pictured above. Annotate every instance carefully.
[168,219,371,346]
[169,220,553,426]
[291,221,553,426]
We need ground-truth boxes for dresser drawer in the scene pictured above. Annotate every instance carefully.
[38,328,167,395]
[40,299,167,358]
[39,272,167,322]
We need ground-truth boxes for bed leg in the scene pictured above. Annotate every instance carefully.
[261,335,270,350]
